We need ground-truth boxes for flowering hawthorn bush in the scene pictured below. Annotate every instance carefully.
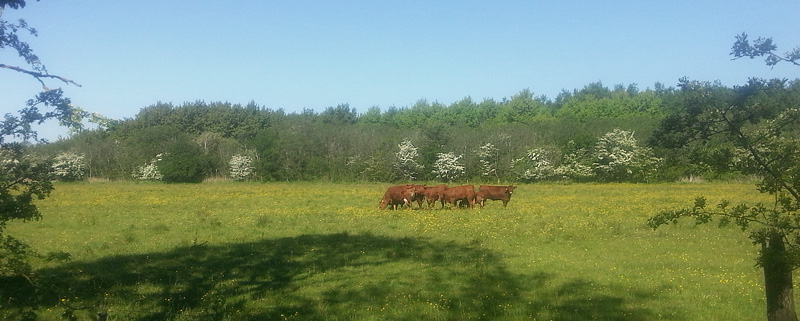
[229,154,254,181]
[477,143,499,178]
[432,152,465,182]
[394,138,424,181]
[512,148,557,181]
[590,129,661,182]
[554,146,594,181]
[51,152,86,181]
[512,130,660,182]
[133,154,163,181]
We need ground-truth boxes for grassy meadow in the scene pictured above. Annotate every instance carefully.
[1,181,785,320]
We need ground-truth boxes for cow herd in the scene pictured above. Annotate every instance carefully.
[378,184,516,210]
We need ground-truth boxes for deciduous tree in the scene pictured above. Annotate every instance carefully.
[229,154,254,181]
[51,151,86,181]
[394,138,423,181]
[432,152,465,182]
[731,32,800,68]
[1,0,83,277]
[590,129,660,182]
[650,35,800,321]
[477,142,499,180]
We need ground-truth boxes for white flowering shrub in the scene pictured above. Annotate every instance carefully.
[554,151,594,181]
[133,153,163,181]
[229,154,254,181]
[51,152,87,181]
[553,141,594,181]
[0,147,22,180]
[394,138,424,180]
[512,148,557,181]
[477,142,499,178]
[590,129,661,182]
[432,152,465,182]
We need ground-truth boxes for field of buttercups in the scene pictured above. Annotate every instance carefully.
[2,181,784,320]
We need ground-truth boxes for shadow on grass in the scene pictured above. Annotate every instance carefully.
[2,233,674,320]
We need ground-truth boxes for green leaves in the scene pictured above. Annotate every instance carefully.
[159,139,211,183]
[648,195,796,235]
[731,32,800,67]
[732,33,777,60]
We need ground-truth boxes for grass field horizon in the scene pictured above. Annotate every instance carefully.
[2,181,786,320]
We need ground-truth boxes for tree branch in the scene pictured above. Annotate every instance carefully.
[720,106,800,201]
[0,63,82,88]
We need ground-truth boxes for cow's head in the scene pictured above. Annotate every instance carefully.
[405,184,416,198]
[378,199,388,210]
[506,186,516,194]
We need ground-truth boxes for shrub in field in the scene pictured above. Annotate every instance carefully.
[512,148,557,181]
[159,140,210,183]
[246,130,283,181]
[512,130,660,183]
[51,152,86,181]
[133,154,163,181]
[477,142,499,179]
[554,141,594,181]
[432,152,465,182]
[229,154,254,181]
[590,129,660,182]
[394,138,424,181]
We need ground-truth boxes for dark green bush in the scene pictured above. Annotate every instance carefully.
[159,139,211,183]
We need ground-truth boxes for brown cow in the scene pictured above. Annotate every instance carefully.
[476,185,516,208]
[423,184,448,208]
[379,185,415,210]
[410,185,427,209]
[440,185,476,209]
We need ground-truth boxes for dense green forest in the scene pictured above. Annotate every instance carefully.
[36,78,800,183]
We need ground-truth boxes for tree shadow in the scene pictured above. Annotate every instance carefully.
[1,233,676,320]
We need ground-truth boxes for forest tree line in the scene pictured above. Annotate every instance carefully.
[35,79,800,183]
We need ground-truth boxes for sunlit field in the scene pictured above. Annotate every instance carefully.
[2,181,786,320]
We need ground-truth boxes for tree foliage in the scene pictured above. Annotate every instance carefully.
[431,152,465,182]
[477,143,499,180]
[590,129,660,182]
[229,154,254,181]
[51,151,86,181]
[1,0,83,277]
[132,154,162,181]
[512,148,557,182]
[394,138,423,181]
[650,35,800,321]
[732,32,800,68]
[159,138,211,183]
[32,78,800,184]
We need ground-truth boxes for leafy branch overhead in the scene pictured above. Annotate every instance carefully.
[0,14,81,89]
[1,0,84,279]
[649,78,800,235]
[0,0,30,10]
[654,34,800,321]
[731,32,800,68]
[1,4,84,143]
[648,196,799,239]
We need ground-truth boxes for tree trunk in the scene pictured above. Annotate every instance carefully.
[763,233,798,321]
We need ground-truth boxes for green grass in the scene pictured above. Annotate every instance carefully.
[1,181,784,320]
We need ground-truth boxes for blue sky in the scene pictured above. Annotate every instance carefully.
[1,1,799,140]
